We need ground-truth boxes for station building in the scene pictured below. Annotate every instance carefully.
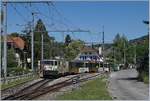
[69,46,103,73]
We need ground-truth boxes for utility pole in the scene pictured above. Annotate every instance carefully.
[0,7,3,78]
[31,12,34,72]
[123,41,126,68]
[102,26,104,70]
[2,2,7,82]
[113,47,115,70]
[41,33,43,60]
[134,44,136,68]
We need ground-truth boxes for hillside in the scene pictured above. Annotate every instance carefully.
[129,34,149,44]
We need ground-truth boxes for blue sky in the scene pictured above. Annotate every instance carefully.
[6,1,149,43]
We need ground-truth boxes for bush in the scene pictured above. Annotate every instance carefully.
[143,75,149,84]
[138,71,149,83]
[10,67,31,76]
[136,50,149,83]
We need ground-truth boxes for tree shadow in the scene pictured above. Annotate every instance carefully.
[117,77,138,81]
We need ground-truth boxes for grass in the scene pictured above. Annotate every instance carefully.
[138,72,149,84]
[1,75,38,90]
[143,75,149,84]
[56,76,112,100]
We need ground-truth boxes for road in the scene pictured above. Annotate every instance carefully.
[108,69,149,100]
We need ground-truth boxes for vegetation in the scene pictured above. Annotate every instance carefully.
[33,19,54,68]
[107,34,134,69]
[135,34,149,83]
[65,34,72,46]
[7,48,17,68]
[1,75,38,90]
[57,77,112,100]
[64,40,84,61]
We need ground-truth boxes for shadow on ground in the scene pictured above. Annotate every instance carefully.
[117,77,139,81]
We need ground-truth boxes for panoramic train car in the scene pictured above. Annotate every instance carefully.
[39,59,69,78]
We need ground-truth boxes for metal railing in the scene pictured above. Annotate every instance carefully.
[1,73,35,84]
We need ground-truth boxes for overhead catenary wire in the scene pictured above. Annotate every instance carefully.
[47,2,81,30]
[10,3,29,22]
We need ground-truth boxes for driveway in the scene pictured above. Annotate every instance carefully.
[108,69,149,100]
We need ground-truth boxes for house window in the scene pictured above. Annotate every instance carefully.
[90,56,92,60]
[85,56,87,60]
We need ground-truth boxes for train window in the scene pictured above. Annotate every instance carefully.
[55,61,57,65]
[42,61,53,65]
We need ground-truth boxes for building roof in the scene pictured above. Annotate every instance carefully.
[7,36,25,50]
[80,46,98,53]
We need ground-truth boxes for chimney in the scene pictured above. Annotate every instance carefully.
[99,47,102,55]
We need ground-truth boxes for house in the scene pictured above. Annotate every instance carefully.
[69,46,103,73]
[7,36,25,50]
[7,36,26,67]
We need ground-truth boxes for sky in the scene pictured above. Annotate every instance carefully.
[5,1,149,43]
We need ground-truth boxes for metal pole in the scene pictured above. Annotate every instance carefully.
[114,47,115,70]
[124,41,126,68]
[134,44,136,68]
[31,12,34,72]
[0,7,3,78]
[41,33,43,60]
[102,26,104,70]
[3,2,7,81]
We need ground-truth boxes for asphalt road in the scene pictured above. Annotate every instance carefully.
[108,69,149,100]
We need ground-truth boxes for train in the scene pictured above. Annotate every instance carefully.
[39,59,104,78]
[39,59,70,78]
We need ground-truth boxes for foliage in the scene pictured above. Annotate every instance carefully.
[108,34,131,66]
[1,10,3,24]
[65,34,71,46]
[8,67,31,76]
[64,40,84,61]
[7,48,18,69]
[33,19,54,67]
[10,32,20,37]
[136,37,149,83]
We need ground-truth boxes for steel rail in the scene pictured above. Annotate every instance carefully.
[3,79,52,100]
[3,73,104,100]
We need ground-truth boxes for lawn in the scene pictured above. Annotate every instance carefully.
[56,76,112,100]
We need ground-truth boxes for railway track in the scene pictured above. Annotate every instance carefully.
[3,79,53,100]
[3,73,103,100]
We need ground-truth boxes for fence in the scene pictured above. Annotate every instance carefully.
[1,73,35,84]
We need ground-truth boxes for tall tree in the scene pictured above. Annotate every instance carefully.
[65,34,71,46]
[112,34,130,66]
[33,19,54,67]
[64,40,84,61]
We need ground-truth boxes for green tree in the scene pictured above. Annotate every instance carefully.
[136,36,149,82]
[64,40,84,61]
[1,10,3,24]
[65,34,71,46]
[7,48,18,74]
[33,19,54,68]
[110,33,134,68]
[10,32,19,37]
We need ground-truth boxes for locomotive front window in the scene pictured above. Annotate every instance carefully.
[42,61,53,65]
[55,61,57,65]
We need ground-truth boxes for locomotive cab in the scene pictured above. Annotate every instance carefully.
[40,59,60,78]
